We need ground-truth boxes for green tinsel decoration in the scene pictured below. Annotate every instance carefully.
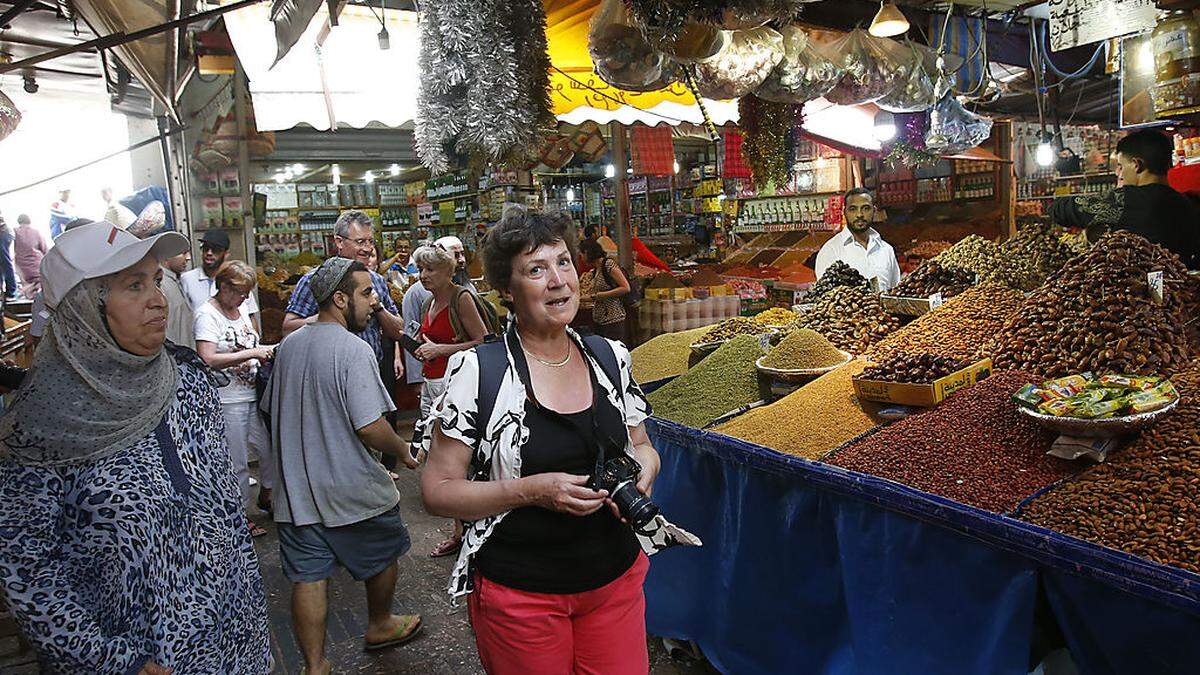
[884,139,942,168]
[739,94,796,191]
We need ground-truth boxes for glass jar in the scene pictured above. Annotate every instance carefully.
[1152,10,1200,115]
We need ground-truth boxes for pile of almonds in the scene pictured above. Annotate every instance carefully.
[1020,358,1200,574]
[860,353,973,383]
[866,284,1025,363]
[799,285,899,355]
[988,232,1194,379]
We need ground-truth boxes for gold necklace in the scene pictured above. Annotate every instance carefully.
[523,343,572,368]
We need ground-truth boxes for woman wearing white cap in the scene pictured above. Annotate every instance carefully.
[0,222,271,673]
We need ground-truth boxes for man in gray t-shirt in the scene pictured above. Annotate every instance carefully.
[261,258,424,671]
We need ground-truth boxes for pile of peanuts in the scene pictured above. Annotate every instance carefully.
[799,285,899,355]
[866,284,1025,363]
[828,370,1077,512]
[989,232,1194,379]
[1020,359,1200,574]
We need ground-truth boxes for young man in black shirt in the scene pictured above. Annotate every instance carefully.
[1050,129,1200,269]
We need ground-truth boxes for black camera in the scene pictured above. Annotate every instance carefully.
[590,456,659,532]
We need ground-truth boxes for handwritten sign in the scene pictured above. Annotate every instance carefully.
[1148,270,1164,304]
[1048,0,1156,52]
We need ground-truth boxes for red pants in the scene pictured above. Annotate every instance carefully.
[468,553,650,675]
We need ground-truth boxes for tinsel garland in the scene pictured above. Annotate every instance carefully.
[415,0,556,173]
[883,112,939,167]
[624,0,807,44]
[738,94,796,190]
[884,139,941,168]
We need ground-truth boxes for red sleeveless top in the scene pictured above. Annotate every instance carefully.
[420,305,456,379]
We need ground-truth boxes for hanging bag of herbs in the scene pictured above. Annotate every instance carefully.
[755,25,843,105]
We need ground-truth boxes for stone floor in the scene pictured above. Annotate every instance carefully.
[0,451,716,675]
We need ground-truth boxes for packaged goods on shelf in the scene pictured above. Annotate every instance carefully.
[1019,359,1200,574]
[799,286,899,354]
[631,326,712,383]
[638,296,740,336]
[866,284,1025,363]
[989,232,1199,378]
[648,334,764,428]
[829,371,1076,512]
[715,360,884,460]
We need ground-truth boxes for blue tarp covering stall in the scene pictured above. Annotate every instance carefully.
[643,417,1200,675]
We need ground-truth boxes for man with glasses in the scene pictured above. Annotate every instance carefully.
[282,210,406,363]
[181,229,260,318]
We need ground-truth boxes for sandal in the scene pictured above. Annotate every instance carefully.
[364,614,422,651]
[248,519,268,538]
[388,471,401,481]
[429,536,462,558]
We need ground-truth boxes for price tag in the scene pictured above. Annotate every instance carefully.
[869,277,881,293]
[758,333,773,352]
[928,292,944,309]
[1148,271,1164,304]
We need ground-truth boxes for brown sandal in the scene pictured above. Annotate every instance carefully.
[429,536,462,558]
[364,615,423,651]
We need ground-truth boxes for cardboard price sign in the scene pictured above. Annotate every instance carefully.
[1047,0,1155,52]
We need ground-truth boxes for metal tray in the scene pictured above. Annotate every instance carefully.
[1015,398,1180,438]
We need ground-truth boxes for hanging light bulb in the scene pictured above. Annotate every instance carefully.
[332,163,341,186]
[869,1,909,38]
[292,163,305,174]
[873,110,897,142]
[566,188,576,202]
[1036,132,1055,167]
[605,164,616,178]
[389,163,401,176]
[673,160,681,175]
[364,170,375,183]
[283,167,295,180]
[273,173,286,184]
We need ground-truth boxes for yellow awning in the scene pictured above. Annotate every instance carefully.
[545,0,738,126]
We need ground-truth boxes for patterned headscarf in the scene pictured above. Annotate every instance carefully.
[0,277,178,466]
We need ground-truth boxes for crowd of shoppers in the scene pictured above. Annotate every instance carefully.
[0,206,685,674]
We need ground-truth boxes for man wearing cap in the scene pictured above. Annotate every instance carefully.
[433,235,476,292]
[181,229,259,317]
[282,210,405,363]
[262,257,423,674]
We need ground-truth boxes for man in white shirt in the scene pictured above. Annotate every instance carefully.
[814,187,901,292]
[181,229,259,317]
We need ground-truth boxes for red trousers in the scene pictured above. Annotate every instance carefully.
[468,553,650,675]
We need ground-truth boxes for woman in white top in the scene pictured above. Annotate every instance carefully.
[194,259,275,538]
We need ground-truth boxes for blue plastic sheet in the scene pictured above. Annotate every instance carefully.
[644,417,1200,674]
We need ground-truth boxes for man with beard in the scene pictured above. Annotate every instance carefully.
[433,235,477,292]
[814,187,901,292]
[262,257,423,675]
[181,229,259,317]
[283,210,405,363]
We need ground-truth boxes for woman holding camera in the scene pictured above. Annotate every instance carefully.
[419,207,663,674]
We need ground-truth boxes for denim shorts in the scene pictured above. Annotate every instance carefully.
[277,505,412,582]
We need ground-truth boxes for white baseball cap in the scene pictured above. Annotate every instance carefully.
[40,221,190,309]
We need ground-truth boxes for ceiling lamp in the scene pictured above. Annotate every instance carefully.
[869,1,909,38]
[605,164,616,178]
[332,163,341,186]
[364,170,375,183]
[389,163,401,176]
[1035,132,1055,168]
[873,110,897,142]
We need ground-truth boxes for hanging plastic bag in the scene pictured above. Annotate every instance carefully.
[704,0,812,30]
[654,21,727,62]
[924,91,993,154]
[876,41,939,113]
[589,0,670,91]
[692,26,785,100]
[825,29,906,106]
[755,25,842,104]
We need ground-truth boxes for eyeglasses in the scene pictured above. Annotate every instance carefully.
[338,236,374,248]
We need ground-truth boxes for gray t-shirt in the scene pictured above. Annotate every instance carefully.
[261,322,399,527]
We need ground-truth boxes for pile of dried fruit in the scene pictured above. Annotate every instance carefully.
[648,334,763,428]
[989,232,1194,378]
[828,370,1076,512]
[905,240,954,259]
[933,234,1004,279]
[860,353,973,383]
[1001,224,1075,282]
[980,253,1042,291]
[715,360,885,460]
[699,316,763,344]
[799,286,899,354]
[753,307,800,327]
[761,328,845,370]
[1019,359,1200,573]
[889,260,975,298]
[807,260,872,301]
[631,326,712,383]
[866,284,1024,362]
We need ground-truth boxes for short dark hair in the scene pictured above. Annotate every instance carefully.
[844,187,875,204]
[317,260,369,310]
[482,206,577,293]
[584,225,598,240]
[1116,130,1173,175]
[580,239,606,262]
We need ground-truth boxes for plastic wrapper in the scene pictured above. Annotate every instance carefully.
[704,0,814,30]
[0,89,19,142]
[825,29,906,105]
[655,21,726,62]
[876,41,941,113]
[755,25,842,104]
[692,26,785,101]
[924,91,994,155]
[589,0,672,91]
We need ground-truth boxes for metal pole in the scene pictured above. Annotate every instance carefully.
[233,65,259,325]
[609,122,633,272]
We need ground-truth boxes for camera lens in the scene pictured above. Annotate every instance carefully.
[612,481,659,530]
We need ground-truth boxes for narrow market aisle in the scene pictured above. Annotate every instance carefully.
[252,432,716,675]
